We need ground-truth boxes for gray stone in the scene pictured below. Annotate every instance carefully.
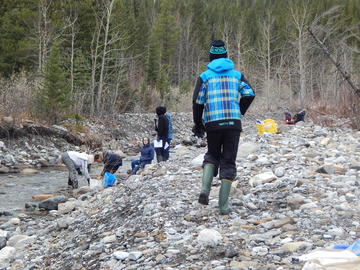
[128,251,143,261]
[0,237,6,249]
[38,195,68,210]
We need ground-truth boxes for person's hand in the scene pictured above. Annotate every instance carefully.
[192,124,205,138]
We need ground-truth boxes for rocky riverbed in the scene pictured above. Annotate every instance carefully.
[0,114,360,269]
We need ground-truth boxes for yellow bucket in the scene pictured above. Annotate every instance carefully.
[256,119,277,136]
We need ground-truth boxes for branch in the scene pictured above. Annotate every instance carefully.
[307,26,360,97]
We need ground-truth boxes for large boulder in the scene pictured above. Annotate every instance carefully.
[38,195,68,210]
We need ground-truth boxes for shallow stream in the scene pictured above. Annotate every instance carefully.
[0,159,134,214]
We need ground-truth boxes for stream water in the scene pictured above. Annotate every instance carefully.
[0,159,133,214]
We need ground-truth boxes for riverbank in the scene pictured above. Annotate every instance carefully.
[0,115,359,269]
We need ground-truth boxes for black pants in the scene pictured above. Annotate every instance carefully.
[203,129,240,181]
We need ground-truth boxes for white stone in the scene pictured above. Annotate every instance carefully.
[9,218,20,225]
[0,141,5,149]
[102,235,117,243]
[191,154,205,167]
[13,235,37,249]
[57,217,75,229]
[0,230,9,238]
[58,201,76,214]
[113,251,129,260]
[250,172,277,187]
[7,235,30,247]
[0,246,16,264]
[237,142,259,158]
[327,227,345,236]
[197,229,223,248]
[274,167,285,178]
[251,246,268,256]
[128,251,143,261]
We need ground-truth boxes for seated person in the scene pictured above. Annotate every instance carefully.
[131,137,154,174]
[284,109,306,125]
[61,151,94,189]
[95,151,123,178]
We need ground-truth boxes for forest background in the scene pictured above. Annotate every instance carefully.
[0,0,359,127]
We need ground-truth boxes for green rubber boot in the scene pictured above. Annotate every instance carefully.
[198,164,215,205]
[219,179,232,215]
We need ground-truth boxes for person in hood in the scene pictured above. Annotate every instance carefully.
[192,40,255,215]
[94,151,123,178]
[154,106,169,162]
[130,137,154,174]
[61,151,95,189]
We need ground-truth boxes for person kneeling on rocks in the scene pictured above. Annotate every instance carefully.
[192,40,255,215]
[94,151,123,179]
[61,151,94,189]
[130,137,154,175]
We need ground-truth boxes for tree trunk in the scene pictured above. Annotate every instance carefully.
[97,0,115,114]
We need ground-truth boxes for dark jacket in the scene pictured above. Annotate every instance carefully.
[155,106,169,141]
[101,152,122,175]
[140,144,154,163]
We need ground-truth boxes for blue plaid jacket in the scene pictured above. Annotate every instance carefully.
[196,58,255,125]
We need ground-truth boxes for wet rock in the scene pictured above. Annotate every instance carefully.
[38,195,68,210]
[197,229,223,248]
[25,202,38,210]
[0,211,14,217]
[0,165,9,174]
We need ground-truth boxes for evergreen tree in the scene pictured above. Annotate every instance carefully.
[37,42,72,123]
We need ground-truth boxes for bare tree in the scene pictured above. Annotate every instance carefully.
[289,0,312,108]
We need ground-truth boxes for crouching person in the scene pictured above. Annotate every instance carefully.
[131,137,154,174]
[61,151,94,189]
[95,151,123,179]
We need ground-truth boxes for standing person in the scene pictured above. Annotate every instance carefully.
[130,137,154,174]
[164,109,173,160]
[154,106,169,162]
[192,40,255,215]
[94,151,123,178]
[61,151,94,189]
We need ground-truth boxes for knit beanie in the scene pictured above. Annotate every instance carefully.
[209,40,228,62]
